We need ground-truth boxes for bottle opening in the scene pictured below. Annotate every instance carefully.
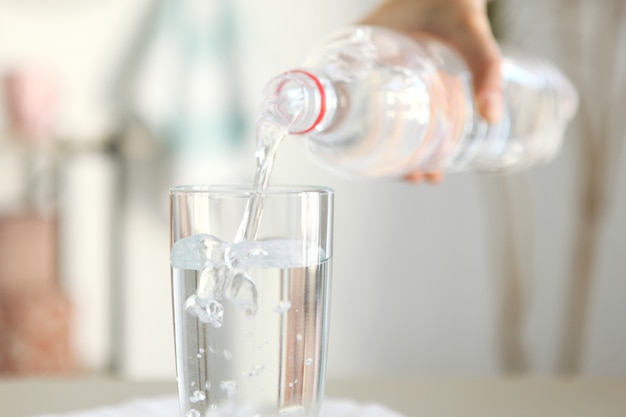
[260,70,327,135]
[284,70,326,134]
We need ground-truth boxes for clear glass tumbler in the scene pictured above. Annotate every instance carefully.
[170,185,333,417]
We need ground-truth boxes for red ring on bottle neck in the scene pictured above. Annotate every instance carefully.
[283,69,326,135]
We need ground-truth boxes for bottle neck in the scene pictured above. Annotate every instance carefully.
[259,69,338,135]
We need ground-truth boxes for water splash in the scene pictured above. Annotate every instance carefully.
[185,295,224,328]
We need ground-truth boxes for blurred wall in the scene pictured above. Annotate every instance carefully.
[0,0,624,379]
[494,0,626,376]
[0,0,154,372]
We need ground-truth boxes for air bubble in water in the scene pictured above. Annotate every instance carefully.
[226,273,258,316]
[305,358,313,365]
[242,364,265,377]
[274,300,292,314]
[248,246,268,257]
[189,390,206,403]
[220,380,239,398]
[223,349,232,360]
[185,410,201,417]
[185,295,224,328]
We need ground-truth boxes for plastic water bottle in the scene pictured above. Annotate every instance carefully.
[259,25,579,179]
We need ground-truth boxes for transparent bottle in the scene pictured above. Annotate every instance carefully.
[259,25,579,179]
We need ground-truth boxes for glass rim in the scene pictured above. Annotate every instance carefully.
[169,184,334,197]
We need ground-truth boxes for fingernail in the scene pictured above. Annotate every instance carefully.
[405,172,425,184]
[425,172,444,184]
[479,91,503,122]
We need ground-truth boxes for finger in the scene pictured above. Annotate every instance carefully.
[455,15,503,122]
[425,171,444,183]
[405,171,425,183]
[405,171,445,185]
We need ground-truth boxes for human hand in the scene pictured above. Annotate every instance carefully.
[360,0,502,184]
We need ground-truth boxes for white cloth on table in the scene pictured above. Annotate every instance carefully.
[34,395,406,417]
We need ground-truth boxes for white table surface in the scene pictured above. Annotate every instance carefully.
[1,375,625,417]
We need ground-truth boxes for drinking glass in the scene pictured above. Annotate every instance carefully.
[170,185,333,417]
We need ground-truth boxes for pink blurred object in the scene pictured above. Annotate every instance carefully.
[0,285,77,375]
[0,215,58,289]
[0,66,74,374]
[0,215,78,375]
[4,67,60,141]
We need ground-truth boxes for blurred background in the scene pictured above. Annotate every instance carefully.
[0,0,624,381]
